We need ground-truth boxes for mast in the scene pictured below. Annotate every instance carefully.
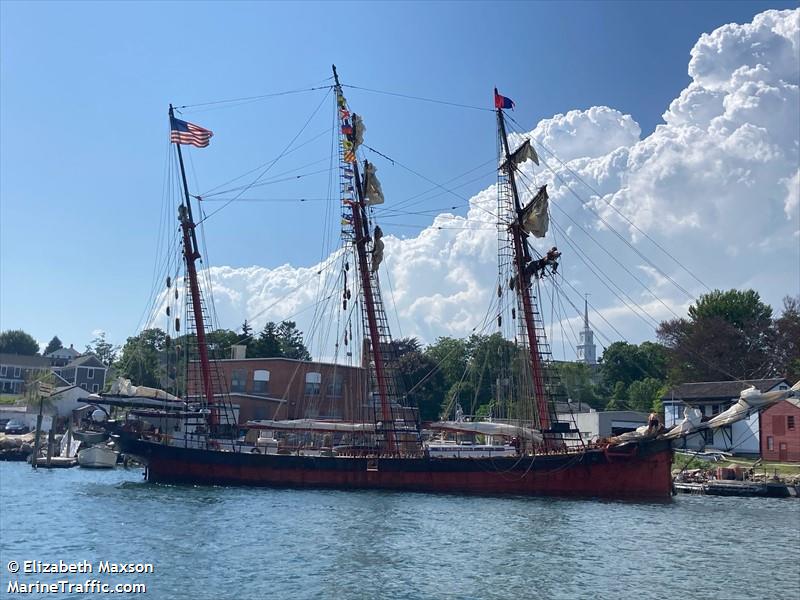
[332,66,395,453]
[169,104,216,428]
[495,98,552,432]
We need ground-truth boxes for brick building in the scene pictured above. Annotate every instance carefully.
[189,358,369,425]
[760,398,800,462]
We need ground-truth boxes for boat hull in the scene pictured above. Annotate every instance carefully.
[77,445,118,468]
[113,434,673,499]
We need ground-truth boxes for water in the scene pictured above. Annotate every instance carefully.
[1,462,798,600]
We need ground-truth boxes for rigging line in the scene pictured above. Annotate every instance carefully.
[375,204,467,217]
[198,87,333,225]
[199,129,332,197]
[549,218,662,331]
[342,83,494,112]
[507,116,712,296]
[175,85,332,109]
[373,221,497,230]
[388,158,498,213]
[517,168,684,325]
[529,141,700,302]
[200,165,334,198]
[361,143,501,222]
[198,197,335,203]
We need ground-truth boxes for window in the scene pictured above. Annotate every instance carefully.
[712,404,721,415]
[80,383,87,390]
[0,365,6,376]
[252,370,270,395]
[87,368,94,380]
[767,436,774,451]
[327,374,344,397]
[788,416,796,431]
[231,369,247,393]
[91,384,99,393]
[703,429,715,444]
[305,372,321,395]
[13,367,21,378]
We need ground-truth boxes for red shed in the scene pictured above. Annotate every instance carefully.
[760,398,800,462]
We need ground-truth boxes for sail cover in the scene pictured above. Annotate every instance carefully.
[108,377,180,402]
[430,421,543,443]
[520,185,549,238]
[352,115,365,151]
[364,162,384,205]
[706,384,799,428]
[246,419,377,433]
[663,406,704,439]
[372,225,384,272]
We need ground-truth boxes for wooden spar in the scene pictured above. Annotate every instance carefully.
[169,104,216,428]
[496,103,552,431]
[332,65,395,453]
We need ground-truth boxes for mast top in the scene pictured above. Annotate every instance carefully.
[332,64,341,88]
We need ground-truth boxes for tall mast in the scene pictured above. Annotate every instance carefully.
[169,104,216,428]
[332,66,395,453]
[496,99,552,432]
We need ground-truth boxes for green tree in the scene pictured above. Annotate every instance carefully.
[44,336,63,355]
[395,348,446,422]
[773,295,800,381]
[557,362,604,410]
[250,322,281,358]
[115,328,168,388]
[85,331,119,366]
[276,321,311,360]
[599,341,667,392]
[658,288,774,381]
[0,329,39,355]
[206,329,240,359]
[626,377,663,413]
[424,336,469,391]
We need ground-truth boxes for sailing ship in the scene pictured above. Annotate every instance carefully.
[100,67,798,499]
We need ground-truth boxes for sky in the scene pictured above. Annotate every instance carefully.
[1,1,798,360]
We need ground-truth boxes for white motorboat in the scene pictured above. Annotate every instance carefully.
[77,444,118,468]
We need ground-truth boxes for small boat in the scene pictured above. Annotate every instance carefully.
[77,444,118,468]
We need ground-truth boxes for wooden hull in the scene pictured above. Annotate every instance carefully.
[113,433,674,499]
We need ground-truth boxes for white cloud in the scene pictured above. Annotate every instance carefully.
[159,9,800,360]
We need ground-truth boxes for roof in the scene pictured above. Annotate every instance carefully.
[45,347,80,358]
[0,353,51,368]
[64,354,107,369]
[662,378,789,401]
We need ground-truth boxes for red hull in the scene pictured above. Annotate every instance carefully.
[116,435,674,499]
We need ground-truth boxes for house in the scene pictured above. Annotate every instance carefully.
[0,353,52,395]
[662,378,791,456]
[760,397,800,462]
[187,357,368,425]
[46,344,82,367]
[54,354,108,393]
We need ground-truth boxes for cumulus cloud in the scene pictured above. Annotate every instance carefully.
[163,9,800,360]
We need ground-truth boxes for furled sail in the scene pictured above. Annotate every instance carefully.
[706,383,800,428]
[352,114,365,151]
[430,421,543,443]
[520,185,549,237]
[246,419,377,433]
[108,376,180,402]
[364,162,384,205]
[662,406,704,439]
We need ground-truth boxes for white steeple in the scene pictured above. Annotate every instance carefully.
[576,295,596,365]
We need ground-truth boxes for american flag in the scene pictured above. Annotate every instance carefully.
[170,117,213,148]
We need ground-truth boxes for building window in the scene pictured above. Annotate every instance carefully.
[80,383,87,390]
[703,429,715,444]
[13,367,21,378]
[87,368,94,380]
[252,370,270,395]
[789,416,796,431]
[92,384,99,393]
[0,365,6,376]
[767,436,774,451]
[231,369,247,393]
[305,372,321,395]
[327,374,344,397]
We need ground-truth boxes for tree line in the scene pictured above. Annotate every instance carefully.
[3,289,797,415]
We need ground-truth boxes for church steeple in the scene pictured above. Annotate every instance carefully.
[576,295,597,365]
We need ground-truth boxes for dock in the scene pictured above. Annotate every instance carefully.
[674,480,798,498]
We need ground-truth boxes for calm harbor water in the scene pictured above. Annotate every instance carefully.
[1,461,798,600]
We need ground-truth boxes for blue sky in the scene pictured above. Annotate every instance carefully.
[1,1,797,354]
